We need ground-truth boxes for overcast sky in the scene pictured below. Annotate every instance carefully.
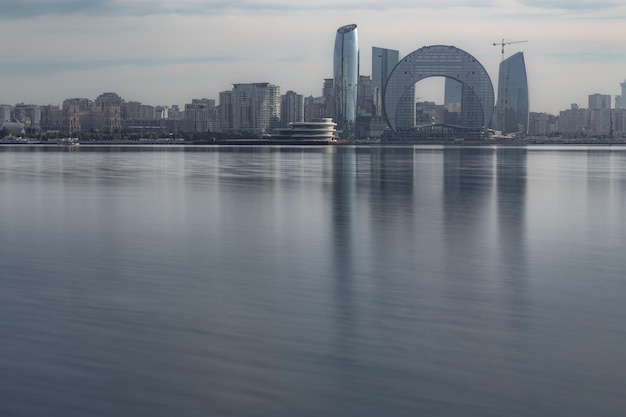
[1,0,625,114]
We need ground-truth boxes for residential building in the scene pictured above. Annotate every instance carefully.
[218,91,233,131]
[304,96,327,122]
[185,99,215,132]
[281,91,304,127]
[588,93,611,110]
[232,83,280,134]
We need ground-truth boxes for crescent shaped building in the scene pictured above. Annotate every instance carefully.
[383,45,495,133]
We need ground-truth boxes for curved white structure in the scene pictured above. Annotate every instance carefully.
[276,118,337,141]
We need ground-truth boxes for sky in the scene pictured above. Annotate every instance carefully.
[1,0,625,114]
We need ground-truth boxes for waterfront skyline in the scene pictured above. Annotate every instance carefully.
[1,0,625,114]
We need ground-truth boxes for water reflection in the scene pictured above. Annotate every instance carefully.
[495,147,528,328]
[2,145,626,416]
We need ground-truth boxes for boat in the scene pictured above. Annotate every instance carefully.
[57,137,80,146]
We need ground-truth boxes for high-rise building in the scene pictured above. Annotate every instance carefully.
[620,80,626,109]
[94,92,123,132]
[372,46,415,131]
[232,83,280,134]
[385,45,493,133]
[559,107,589,134]
[322,78,334,119]
[0,105,11,122]
[372,47,399,117]
[496,52,529,134]
[444,78,462,108]
[588,93,611,110]
[357,75,373,116]
[304,96,327,122]
[218,91,233,131]
[333,24,359,136]
[185,99,214,132]
[281,91,304,127]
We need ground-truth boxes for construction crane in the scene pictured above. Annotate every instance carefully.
[493,39,528,61]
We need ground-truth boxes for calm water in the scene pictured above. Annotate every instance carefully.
[1,145,625,416]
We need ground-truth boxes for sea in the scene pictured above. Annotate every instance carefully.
[1,144,625,417]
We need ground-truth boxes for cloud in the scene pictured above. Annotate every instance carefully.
[0,0,110,18]
[0,0,500,20]
[2,0,624,21]
[517,0,623,11]
[543,50,626,64]
[0,56,244,78]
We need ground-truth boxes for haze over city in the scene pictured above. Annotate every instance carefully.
[1,0,625,114]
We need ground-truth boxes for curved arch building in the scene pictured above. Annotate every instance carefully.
[383,45,494,132]
[333,24,359,135]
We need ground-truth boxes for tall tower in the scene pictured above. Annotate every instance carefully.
[619,80,626,109]
[372,47,399,117]
[333,24,359,136]
[373,46,415,130]
[588,93,611,110]
[496,52,529,134]
[281,90,304,127]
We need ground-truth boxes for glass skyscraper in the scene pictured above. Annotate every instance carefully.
[496,52,529,134]
[372,47,399,117]
[333,24,359,135]
[372,46,415,130]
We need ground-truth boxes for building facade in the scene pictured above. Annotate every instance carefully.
[496,52,529,134]
[232,83,280,134]
[588,93,611,110]
[372,47,399,118]
[218,91,234,131]
[619,80,626,110]
[333,24,359,136]
[384,45,494,132]
[184,99,215,133]
[281,91,304,127]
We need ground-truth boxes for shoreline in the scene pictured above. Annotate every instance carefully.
[2,138,626,147]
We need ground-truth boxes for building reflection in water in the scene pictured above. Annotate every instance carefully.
[495,147,528,329]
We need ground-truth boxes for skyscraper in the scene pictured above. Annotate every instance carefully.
[496,52,529,134]
[333,24,359,136]
[444,78,462,108]
[372,47,399,117]
[281,90,304,127]
[620,80,626,109]
[588,93,611,110]
[232,83,280,134]
[372,46,415,130]
[384,45,493,132]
